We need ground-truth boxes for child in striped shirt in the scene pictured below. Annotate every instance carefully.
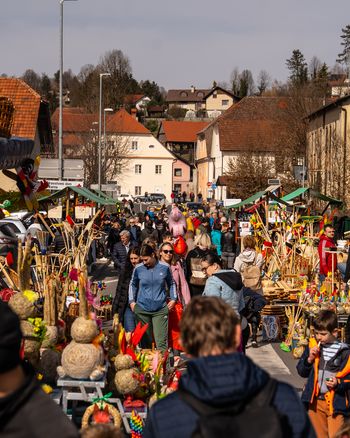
[297,310,350,438]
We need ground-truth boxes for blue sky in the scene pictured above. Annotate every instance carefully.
[1,0,349,89]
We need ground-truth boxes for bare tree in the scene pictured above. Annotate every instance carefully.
[309,56,322,80]
[230,67,240,95]
[64,115,130,187]
[257,70,271,95]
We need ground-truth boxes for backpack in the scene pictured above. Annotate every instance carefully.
[189,258,207,286]
[178,379,290,438]
[241,254,261,291]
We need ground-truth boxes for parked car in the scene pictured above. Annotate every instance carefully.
[134,196,149,203]
[118,194,134,202]
[149,193,166,203]
[0,223,19,267]
[186,202,204,214]
[0,217,27,243]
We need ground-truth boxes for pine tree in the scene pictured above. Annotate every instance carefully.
[337,25,350,65]
[286,49,308,86]
[317,63,329,81]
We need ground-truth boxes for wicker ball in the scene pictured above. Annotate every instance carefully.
[20,320,41,365]
[114,354,134,371]
[41,326,58,348]
[9,293,34,320]
[114,368,140,395]
[71,317,98,343]
[61,340,104,379]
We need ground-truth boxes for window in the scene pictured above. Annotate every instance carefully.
[116,185,121,195]
[174,184,182,193]
[174,168,182,177]
[222,99,229,106]
[131,141,138,150]
[115,163,122,174]
[213,92,217,99]
[155,165,162,174]
[135,164,142,174]
[180,91,188,97]
[135,186,142,196]
[149,144,155,148]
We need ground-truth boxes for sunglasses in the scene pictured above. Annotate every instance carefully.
[162,249,173,254]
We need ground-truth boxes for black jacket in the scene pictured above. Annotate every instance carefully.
[111,242,136,274]
[0,363,78,438]
[144,353,315,438]
[127,225,141,246]
[221,230,236,253]
[112,268,132,322]
[140,227,159,243]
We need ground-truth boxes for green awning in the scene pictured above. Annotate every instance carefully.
[227,191,266,209]
[310,190,343,205]
[38,186,116,205]
[92,189,120,204]
[281,187,309,202]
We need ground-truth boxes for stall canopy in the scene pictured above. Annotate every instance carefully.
[38,186,116,205]
[280,187,342,205]
[227,191,266,209]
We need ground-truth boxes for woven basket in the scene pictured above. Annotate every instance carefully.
[0,97,14,139]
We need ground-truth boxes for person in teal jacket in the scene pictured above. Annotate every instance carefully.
[210,222,222,256]
[129,244,177,351]
[201,253,244,315]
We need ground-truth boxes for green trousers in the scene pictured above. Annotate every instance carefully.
[134,304,169,352]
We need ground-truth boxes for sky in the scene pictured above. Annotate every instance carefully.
[1,0,350,90]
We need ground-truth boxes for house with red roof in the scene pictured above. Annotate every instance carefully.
[0,77,53,161]
[123,94,151,112]
[51,107,175,198]
[166,85,239,118]
[196,97,299,200]
[0,77,53,191]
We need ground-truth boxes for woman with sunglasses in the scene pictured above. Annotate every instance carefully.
[159,242,191,363]
[159,243,191,306]
[112,247,141,332]
[129,244,177,352]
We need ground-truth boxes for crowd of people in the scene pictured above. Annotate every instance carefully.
[3,203,350,437]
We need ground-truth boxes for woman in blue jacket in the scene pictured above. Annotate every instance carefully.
[129,244,177,352]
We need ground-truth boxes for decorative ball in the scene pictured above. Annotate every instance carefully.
[61,340,104,379]
[114,354,134,371]
[71,317,98,343]
[114,368,140,395]
[9,293,35,320]
[41,326,58,348]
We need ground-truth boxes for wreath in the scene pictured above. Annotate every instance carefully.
[81,397,122,429]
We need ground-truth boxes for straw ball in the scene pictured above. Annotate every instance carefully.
[9,293,34,319]
[61,340,104,379]
[71,317,98,343]
[114,368,140,395]
[114,354,134,371]
[41,326,58,348]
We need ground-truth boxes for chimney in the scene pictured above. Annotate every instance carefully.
[131,108,138,120]
[190,85,195,93]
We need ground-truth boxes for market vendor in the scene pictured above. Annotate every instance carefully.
[318,224,337,282]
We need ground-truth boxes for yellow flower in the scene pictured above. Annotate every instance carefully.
[23,290,38,303]
[41,384,53,394]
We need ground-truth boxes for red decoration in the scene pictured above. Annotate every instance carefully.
[0,288,15,302]
[6,251,14,266]
[173,236,187,256]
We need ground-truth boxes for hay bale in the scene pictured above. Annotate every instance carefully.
[9,293,34,319]
[114,354,134,371]
[71,317,98,343]
[114,368,140,395]
[61,341,104,379]
[41,326,58,348]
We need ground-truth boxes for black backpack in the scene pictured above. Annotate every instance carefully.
[178,379,291,438]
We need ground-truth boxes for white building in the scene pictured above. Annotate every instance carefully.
[108,109,175,198]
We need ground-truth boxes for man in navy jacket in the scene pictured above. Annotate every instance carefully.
[144,296,315,438]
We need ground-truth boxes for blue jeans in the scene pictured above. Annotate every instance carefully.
[124,306,136,332]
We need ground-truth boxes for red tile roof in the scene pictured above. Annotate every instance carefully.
[207,97,292,152]
[124,94,146,105]
[162,121,210,143]
[0,78,42,139]
[52,107,150,135]
[166,89,210,103]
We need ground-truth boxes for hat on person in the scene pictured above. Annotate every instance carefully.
[0,300,22,373]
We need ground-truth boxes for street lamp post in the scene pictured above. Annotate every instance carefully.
[98,73,111,191]
[59,0,78,180]
[103,108,113,186]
